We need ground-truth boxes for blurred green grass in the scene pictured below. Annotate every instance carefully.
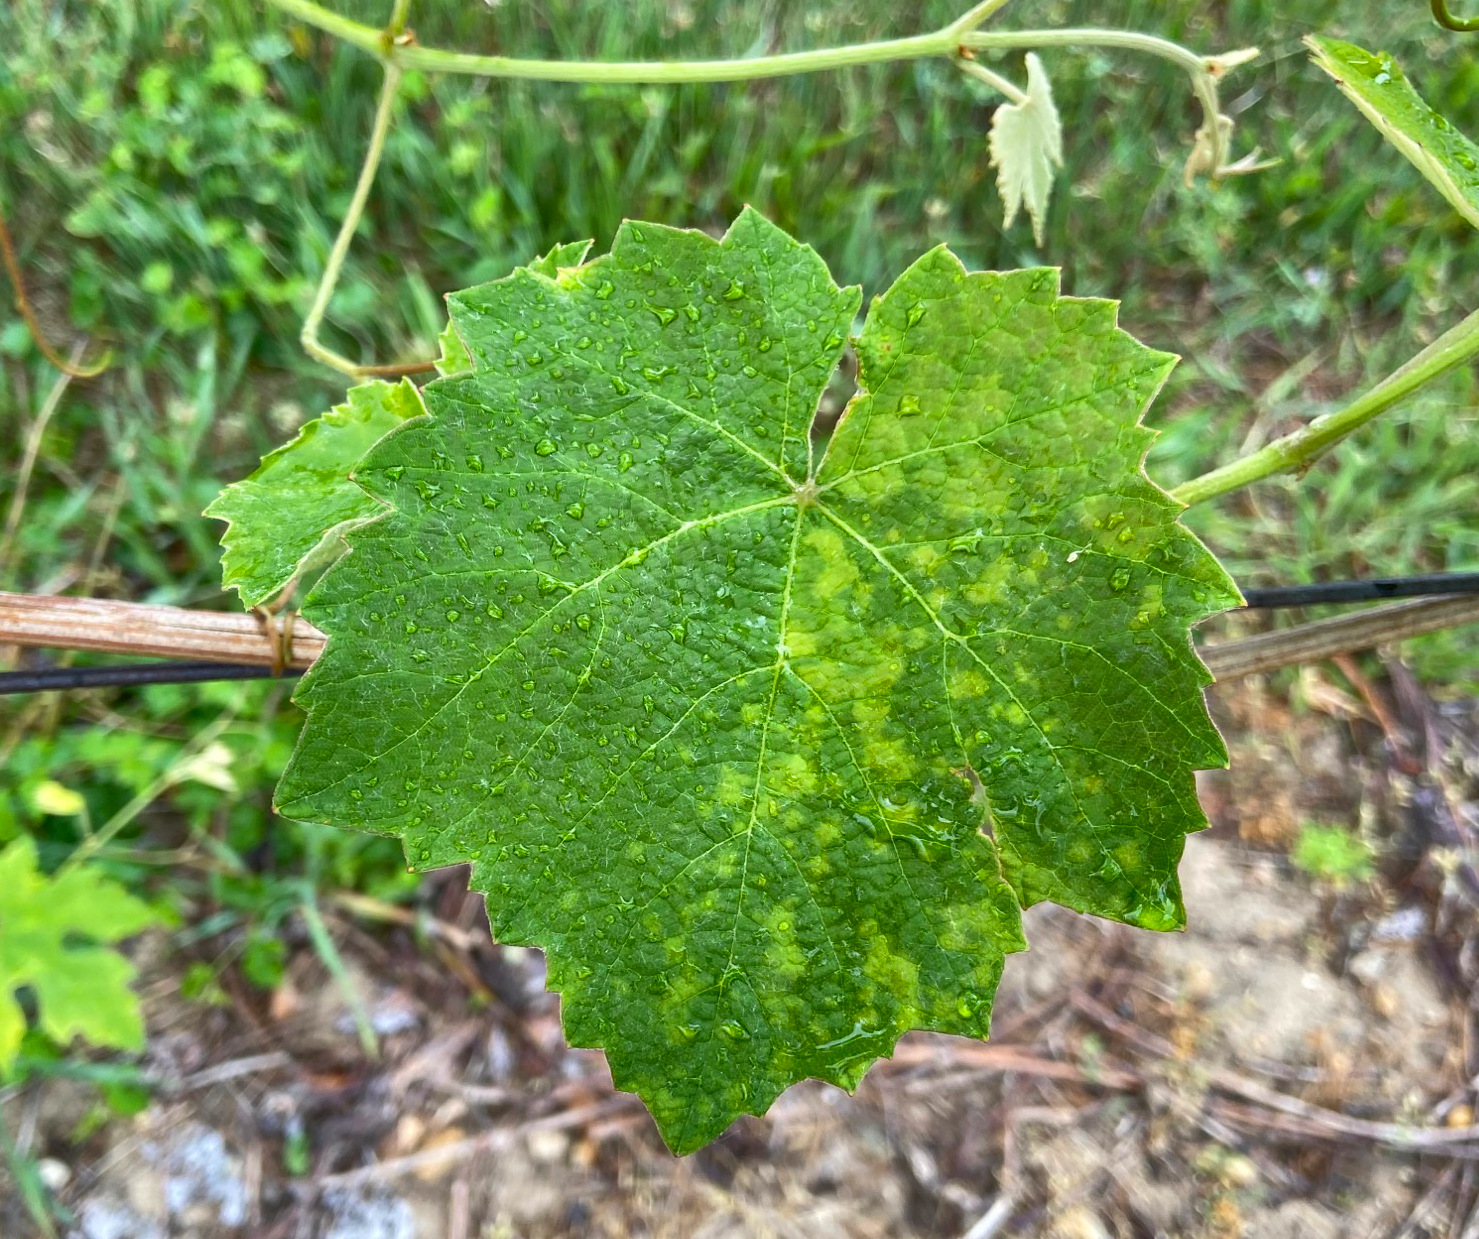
[0,0,1477,902]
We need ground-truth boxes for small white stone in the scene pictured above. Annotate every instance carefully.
[36,1158,70,1191]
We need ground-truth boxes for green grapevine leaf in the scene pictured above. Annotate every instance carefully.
[272,209,1236,1152]
[437,240,595,377]
[0,837,160,1072]
[989,54,1063,247]
[206,379,425,608]
[1309,36,1479,232]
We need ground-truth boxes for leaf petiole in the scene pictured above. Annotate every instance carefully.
[1172,306,1479,507]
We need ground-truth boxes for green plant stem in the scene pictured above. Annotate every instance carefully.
[955,57,1028,105]
[267,0,1236,171]
[1434,0,1479,32]
[299,60,403,376]
[0,1107,58,1239]
[298,890,380,1058]
[948,0,1019,36]
[1172,305,1479,507]
[269,0,1222,94]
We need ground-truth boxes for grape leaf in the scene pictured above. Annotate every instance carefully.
[0,837,159,1072]
[1309,36,1479,233]
[272,208,1237,1152]
[437,241,595,377]
[205,379,425,608]
[989,54,1064,247]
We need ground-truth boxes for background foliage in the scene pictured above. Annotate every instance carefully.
[0,0,1476,1079]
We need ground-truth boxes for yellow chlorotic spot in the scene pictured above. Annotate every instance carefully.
[864,931,920,1009]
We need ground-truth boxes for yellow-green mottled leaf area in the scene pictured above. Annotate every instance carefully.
[0,837,160,1072]
[274,208,1238,1153]
[206,379,425,608]
[1308,37,1479,233]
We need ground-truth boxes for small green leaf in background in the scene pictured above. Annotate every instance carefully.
[205,379,426,608]
[269,209,1236,1153]
[1292,823,1376,890]
[0,838,160,1072]
[1308,36,1479,232]
[989,54,1064,247]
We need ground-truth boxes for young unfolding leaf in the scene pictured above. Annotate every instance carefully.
[269,209,1236,1152]
[989,54,1063,247]
[1309,37,1479,233]
[206,379,425,607]
[0,837,160,1072]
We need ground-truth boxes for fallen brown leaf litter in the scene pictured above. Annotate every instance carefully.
[3,661,1477,1239]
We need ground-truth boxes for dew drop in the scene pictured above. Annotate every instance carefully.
[618,451,635,472]
[535,438,558,456]
[648,304,678,327]
[723,279,746,301]
[720,1019,750,1041]
[1110,568,1131,592]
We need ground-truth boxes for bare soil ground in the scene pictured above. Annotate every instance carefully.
[6,666,1479,1239]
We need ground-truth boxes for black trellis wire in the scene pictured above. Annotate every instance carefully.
[2,572,1477,695]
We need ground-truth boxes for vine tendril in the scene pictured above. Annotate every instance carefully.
[1433,0,1479,32]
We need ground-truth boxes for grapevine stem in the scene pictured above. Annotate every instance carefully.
[1433,0,1479,32]
[947,0,1020,37]
[955,58,1029,106]
[299,59,405,377]
[264,0,1245,181]
[269,0,1220,90]
[1172,305,1479,507]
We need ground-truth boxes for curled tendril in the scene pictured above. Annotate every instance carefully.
[1434,0,1479,31]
